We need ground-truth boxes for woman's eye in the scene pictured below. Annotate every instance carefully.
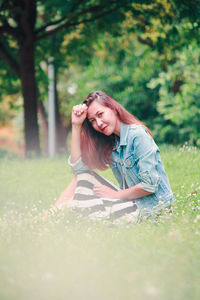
[98,112,103,117]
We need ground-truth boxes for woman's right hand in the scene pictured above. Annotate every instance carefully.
[72,104,88,126]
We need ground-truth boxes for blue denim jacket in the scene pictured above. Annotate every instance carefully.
[111,123,174,216]
[68,123,174,216]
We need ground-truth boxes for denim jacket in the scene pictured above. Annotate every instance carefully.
[68,123,174,216]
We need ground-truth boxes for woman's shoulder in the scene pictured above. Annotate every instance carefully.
[125,124,156,145]
[126,124,159,152]
[126,124,149,137]
[120,123,154,147]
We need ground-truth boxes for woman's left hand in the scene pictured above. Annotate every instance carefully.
[93,184,119,199]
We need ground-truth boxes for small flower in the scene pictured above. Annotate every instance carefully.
[194,215,200,223]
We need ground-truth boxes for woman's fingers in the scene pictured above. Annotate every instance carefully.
[93,185,107,196]
[93,185,102,196]
[93,184,118,199]
[73,103,87,116]
[72,103,88,125]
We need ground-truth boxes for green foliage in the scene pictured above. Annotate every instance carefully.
[55,1,200,146]
[148,42,200,145]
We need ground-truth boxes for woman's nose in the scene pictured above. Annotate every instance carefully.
[96,119,103,128]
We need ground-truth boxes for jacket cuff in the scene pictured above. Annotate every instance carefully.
[139,171,160,193]
[68,155,89,175]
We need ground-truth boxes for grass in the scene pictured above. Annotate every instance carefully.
[0,145,200,300]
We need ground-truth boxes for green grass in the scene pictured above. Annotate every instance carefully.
[0,145,200,300]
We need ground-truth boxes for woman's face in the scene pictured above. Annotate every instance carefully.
[87,101,121,136]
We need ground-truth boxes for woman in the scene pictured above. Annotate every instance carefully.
[53,91,174,222]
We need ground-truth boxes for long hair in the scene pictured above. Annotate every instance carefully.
[81,91,152,170]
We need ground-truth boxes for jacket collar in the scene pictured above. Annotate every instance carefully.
[113,122,129,151]
[120,122,129,146]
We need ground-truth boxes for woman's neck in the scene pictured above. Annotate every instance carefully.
[113,120,121,136]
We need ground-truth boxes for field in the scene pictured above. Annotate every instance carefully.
[0,145,200,300]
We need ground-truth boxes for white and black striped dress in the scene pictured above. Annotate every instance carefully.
[71,171,139,223]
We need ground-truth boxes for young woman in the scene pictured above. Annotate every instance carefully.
[53,91,174,222]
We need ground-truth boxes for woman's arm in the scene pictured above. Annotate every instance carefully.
[70,104,87,163]
[117,184,152,199]
[70,124,82,163]
[93,183,152,200]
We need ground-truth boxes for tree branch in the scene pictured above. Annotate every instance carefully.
[35,0,85,34]
[35,2,106,34]
[35,0,120,35]
[35,2,122,42]
[137,36,154,48]
[0,41,20,77]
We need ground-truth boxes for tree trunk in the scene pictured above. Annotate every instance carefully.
[16,0,40,157]
[18,35,40,157]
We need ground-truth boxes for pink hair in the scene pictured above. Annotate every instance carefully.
[81,91,152,170]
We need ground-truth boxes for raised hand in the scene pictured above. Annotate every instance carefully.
[72,103,88,126]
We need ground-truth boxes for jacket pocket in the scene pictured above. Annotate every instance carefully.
[124,155,139,184]
[124,155,136,168]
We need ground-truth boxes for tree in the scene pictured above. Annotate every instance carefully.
[0,0,129,156]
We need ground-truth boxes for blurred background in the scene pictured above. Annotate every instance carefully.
[0,0,200,158]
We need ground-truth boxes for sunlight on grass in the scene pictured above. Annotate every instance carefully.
[0,146,200,300]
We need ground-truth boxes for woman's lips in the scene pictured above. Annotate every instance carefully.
[102,125,108,132]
